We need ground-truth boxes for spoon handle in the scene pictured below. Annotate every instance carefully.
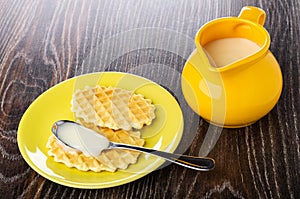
[111,143,215,171]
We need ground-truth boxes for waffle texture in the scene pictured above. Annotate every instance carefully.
[47,121,145,172]
[71,86,155,131]
[47,85,155,172]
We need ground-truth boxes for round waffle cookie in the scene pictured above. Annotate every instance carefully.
[71,86,156,131]
[47,121,145,172]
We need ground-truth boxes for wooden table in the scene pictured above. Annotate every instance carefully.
[1,0,299,198]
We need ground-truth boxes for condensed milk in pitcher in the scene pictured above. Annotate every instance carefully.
[181,6,283,128]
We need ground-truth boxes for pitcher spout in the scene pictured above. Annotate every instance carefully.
[194,6,270,72]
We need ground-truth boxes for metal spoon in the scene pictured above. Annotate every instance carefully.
[51,120,215,171]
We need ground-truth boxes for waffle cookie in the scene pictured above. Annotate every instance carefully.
[71,86,155,131]
[46,122,145,172]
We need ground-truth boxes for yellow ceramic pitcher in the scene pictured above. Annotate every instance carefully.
[181,6,282,128]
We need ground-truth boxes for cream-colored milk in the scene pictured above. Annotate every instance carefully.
[203,38,261,67]
[56,122,110,157]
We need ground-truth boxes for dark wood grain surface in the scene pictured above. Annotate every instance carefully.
[0,0,299,198]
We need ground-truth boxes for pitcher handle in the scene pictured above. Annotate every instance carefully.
[238,6,266,26]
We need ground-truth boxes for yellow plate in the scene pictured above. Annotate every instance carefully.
[17,72,183,189]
